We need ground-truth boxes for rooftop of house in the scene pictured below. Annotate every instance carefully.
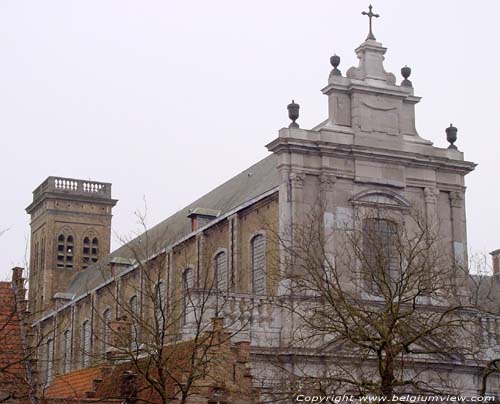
[0,281,32,402]
[45,320,255,403]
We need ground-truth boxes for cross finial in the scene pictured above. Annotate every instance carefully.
[361,4,380,41]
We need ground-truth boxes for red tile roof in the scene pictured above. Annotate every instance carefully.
[44,367,103,399]
[0,281,31,402]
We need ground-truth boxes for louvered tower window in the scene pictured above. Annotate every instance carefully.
[57,234,74,269]
[251,235,266,294]
[83,236,99,269]
[215,252,227,291]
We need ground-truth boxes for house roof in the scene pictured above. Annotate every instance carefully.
[64,153,280,301]
[44,367,104,399]
[0,282,31,402]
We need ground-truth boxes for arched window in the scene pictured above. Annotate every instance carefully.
[155,282,166,330]
[81,320,91,367]
[183,269,194,325]
[46,338,54,383]
[102,308,112,355]
[129,295,139,350]
[251,235,266,294]
[91,238,99,261]
[362,218,399,291]
[215,251,227,290]
[57,233,74,269]
[82,236,99,269]
[63,330,71,373]
[183,268,194,290]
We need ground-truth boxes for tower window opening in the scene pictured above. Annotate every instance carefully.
[56,233,74,269]
[82,236,99,268]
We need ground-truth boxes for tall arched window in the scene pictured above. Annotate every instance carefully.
[82,236,99,269]
[81,320,91,367]
[155,282,166,330]
[183,269,194,325]
[102,308,112,355]
[362,218,399,291]
[46,338,54,383]
[57,234,74,269]
[251,234,266,294]
[129,295,139,350]
[63,330,71,373]
[215,251,227,291]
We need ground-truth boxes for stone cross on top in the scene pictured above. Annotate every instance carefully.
[362,4,380,41]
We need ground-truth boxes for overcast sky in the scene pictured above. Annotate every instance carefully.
[0,0,498,280]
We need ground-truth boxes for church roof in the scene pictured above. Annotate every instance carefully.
[64,153,280,300]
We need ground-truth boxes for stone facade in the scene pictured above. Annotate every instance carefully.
[13,13,500,403]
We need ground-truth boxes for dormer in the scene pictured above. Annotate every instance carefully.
[187,208,220,231]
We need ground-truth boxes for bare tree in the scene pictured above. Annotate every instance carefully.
[264,203,484,401]
[73,210,254,404]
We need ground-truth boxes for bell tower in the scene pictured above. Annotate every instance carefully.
[26,177,117,315]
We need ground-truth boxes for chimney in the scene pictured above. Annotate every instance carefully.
[107,316,132,358]
[211,316,224,332]
[491,250,500,275]
[11,267,25,295]
[120,371,138,404]
[235,340,251,363]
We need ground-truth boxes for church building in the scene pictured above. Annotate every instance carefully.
[4,6,500,403]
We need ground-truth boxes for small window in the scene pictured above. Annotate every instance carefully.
[46,338,54,383]
[155,282,166,330]
[129,296,139,350]
[81,320,91,367]
[103,309,112,355]
[215,252,228,291]
[63,330,71,373]
[251,235,266,294]
[183,269,194,325]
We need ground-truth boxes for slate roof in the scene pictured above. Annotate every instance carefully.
[64,154,280,300]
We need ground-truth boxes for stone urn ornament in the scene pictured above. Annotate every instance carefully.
[446,124,458,149]
[330,54,341,76]
[287,100,300,128]
[401,65,412,87]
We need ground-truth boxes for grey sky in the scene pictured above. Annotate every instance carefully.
[0,0,498,279]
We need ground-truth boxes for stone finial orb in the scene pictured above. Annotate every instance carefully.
[446,124,458,149]
[287,100,300,128]
[330,54,341,76]
[401,65,412,87]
